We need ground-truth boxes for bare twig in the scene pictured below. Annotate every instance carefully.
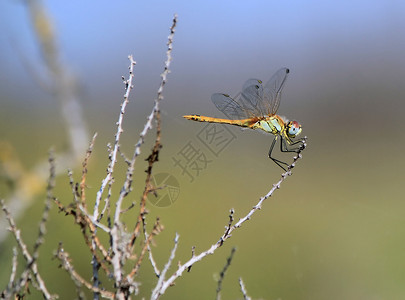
[50,15,177,299]
[220,209,235,246]
[0,152,58,299]
[54,136,113,283]
[95,55,136,221]
[131,12,177,167]
[107,55,138,290]
[1,200,55,300]
[78,205,111,233]
[143,217,163,278]
[131,13,178,249]
[55,243,114,300]
[216,247,237,300]
[80,133,98,207]
[151,233,180,300]
[239,277,252,300]
[120,202,136,214]
[150,137,307,297]
[187,246,196,272]
[78,133,101,299]
[118,146,131,166]
[33,151,56,260]
[127,218,163,279]
[148,245,161,278]
[2,247,18,298]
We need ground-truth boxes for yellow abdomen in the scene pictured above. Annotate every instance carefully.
[183,114,285,136]
[183,115,258,128]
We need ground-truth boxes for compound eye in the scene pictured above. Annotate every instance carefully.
[288,121,302,137]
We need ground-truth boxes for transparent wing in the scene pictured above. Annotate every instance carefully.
[263,67,289,115]
[211,93,249,119]
[211,68,290,119]
[239,78,269,117]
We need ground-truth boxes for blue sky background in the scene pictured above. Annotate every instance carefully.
[2,0,404,112]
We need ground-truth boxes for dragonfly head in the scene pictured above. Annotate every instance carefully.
[286,121,302,138]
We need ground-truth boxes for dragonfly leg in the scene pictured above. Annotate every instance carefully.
[268,136,289,171]
[281,137,305,153]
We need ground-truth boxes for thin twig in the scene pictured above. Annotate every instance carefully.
[53,200,112,277]
[147,240,161,278]
[1,200,55,299]
[105,55,137,288]
[118,145,131,165]
[53,142,112,281]
[220,209,235,246]
[120,202,136,214]
[80,132,98,207]
[151,233,180,300]
[130,13,178,249]
[146,218,163,277]
[78,133,99,299]
[95,55,136,221]
[78,205,111,233]
[33,151,56,260]
[187,246,196,272]
[216,247,236,300]
[3,247,19,298]
[238,277,252,300]
[55,243,114,299]
[127,218,163,279]
[0,153,58,299]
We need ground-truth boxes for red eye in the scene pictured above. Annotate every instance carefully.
[292,121,300,128]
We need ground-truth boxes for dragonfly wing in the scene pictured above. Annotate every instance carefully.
[239,79,269,117]
[211,68,290,119]
[263,67,289,115]
[211,93,248,119]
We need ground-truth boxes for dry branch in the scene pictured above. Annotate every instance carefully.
[1,153,57,300]
[130,14,178,248]
[239,277,252,300]
[150,138,307,298]
[216,247,237,300]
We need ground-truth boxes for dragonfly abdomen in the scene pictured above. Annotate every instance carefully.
[183,115,257,128]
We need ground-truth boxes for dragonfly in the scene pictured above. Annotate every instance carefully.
[183,67,305,171]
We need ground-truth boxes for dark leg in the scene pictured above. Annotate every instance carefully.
[281,137,305,153]
[268,136,289,171]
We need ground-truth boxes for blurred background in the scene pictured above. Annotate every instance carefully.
[1,0,405,299]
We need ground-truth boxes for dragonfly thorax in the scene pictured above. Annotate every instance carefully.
[253,116,302,139]
[253,116,284,135]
